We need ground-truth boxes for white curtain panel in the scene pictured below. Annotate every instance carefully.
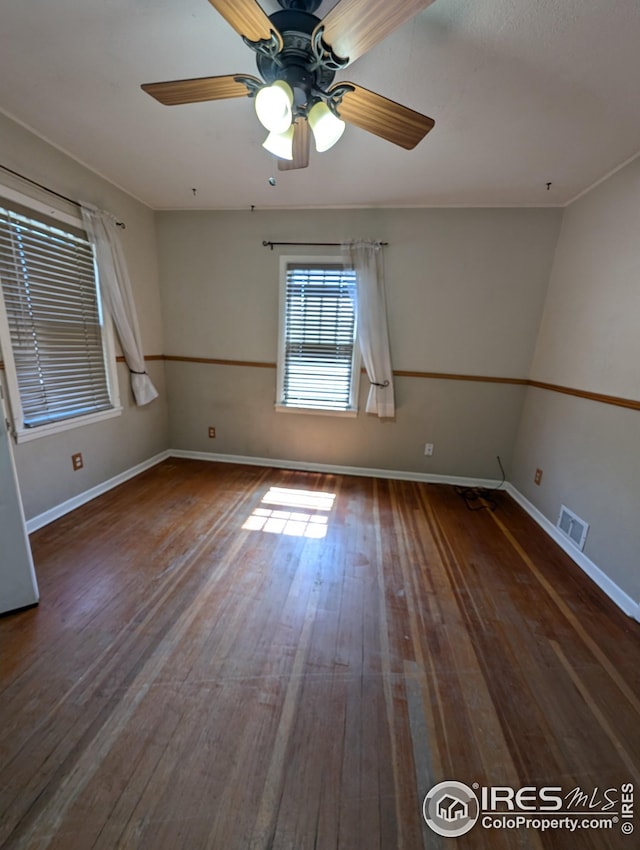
[343,240,395,418]
[81,204,158,406]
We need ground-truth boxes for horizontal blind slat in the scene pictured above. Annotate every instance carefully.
[282,264,356,410]
[0,206,112,429]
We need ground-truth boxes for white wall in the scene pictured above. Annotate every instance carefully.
[0,111,169,520]
[512,155,640,605]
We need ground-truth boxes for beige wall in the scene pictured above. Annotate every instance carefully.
[2,110,636,612]
[157,207,560,479]
[512,156,640,604]
[0,112,169,520]
[158,207,561,376]
[166,362,527,480]
[530,157,640,397]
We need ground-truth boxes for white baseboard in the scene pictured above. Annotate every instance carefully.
[24,447,638,623]
[506,484,640,622]
[26,449,499,536]
[168,448,503,489]
[26,451,170,533]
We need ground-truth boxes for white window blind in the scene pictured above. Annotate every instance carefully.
[278,262,358,412]
[0,206,112,429]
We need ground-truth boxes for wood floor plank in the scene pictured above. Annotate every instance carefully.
[1,459,638,849]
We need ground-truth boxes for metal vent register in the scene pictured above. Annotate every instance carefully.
[557,505,589,551]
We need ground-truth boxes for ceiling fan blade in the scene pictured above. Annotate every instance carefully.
[141,74,261,106]
[278,119,310,171]
[331,82,434,150]
[314,0,437,67]
[207,0,283,49]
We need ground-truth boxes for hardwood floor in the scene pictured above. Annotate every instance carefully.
[1,458,638,849]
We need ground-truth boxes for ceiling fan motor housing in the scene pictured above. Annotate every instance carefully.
[276,0,323,12]
[257,9,336,107]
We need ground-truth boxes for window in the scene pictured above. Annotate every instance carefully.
[276,258,359,414]
[0,201,119,441]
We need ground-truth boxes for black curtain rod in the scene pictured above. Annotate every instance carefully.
[262,240,388,250]
[0,163,125,228]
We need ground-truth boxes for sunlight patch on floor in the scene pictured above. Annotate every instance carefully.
[242,487,336,538]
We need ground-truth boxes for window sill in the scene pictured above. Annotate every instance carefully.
[275,404,358,418]
[14,406,123,444]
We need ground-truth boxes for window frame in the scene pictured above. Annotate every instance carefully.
[0,185,121,443]
[275,255,360,417]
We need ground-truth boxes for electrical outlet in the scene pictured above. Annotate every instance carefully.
[534,468,543,485]
[71,452,83,471]
[424,443,434,456]
[208,426,216,439]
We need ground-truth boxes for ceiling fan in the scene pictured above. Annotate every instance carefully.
[142,0,436,170]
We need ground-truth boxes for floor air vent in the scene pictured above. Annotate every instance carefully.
[557,505,589,551]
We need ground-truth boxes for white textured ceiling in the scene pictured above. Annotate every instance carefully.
[1,0,639,210]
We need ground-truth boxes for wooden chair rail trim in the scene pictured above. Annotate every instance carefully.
[115,354,164,363]
[393,369,526,386]
[527,379,640,411]
[163,354,276,369]
[2,356,638,411]
[161,356,640,410]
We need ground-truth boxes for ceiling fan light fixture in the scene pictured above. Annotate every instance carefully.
[307,100,346,152]
[262,125,295,160]
[141,0,437,171]
[255,80,294,134]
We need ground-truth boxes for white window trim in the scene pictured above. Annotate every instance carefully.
[276,254,361,416]
[274,403,359,418]
[0,181,81,232]
[0,183,122,443]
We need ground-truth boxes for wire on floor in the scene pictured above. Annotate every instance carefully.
[455,455,506,512]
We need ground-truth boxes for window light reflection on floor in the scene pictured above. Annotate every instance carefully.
[242,487,336,539]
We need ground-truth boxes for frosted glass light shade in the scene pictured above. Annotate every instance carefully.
[308,101,345,152]
[262,125,295,160]
[255,81,294,134]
